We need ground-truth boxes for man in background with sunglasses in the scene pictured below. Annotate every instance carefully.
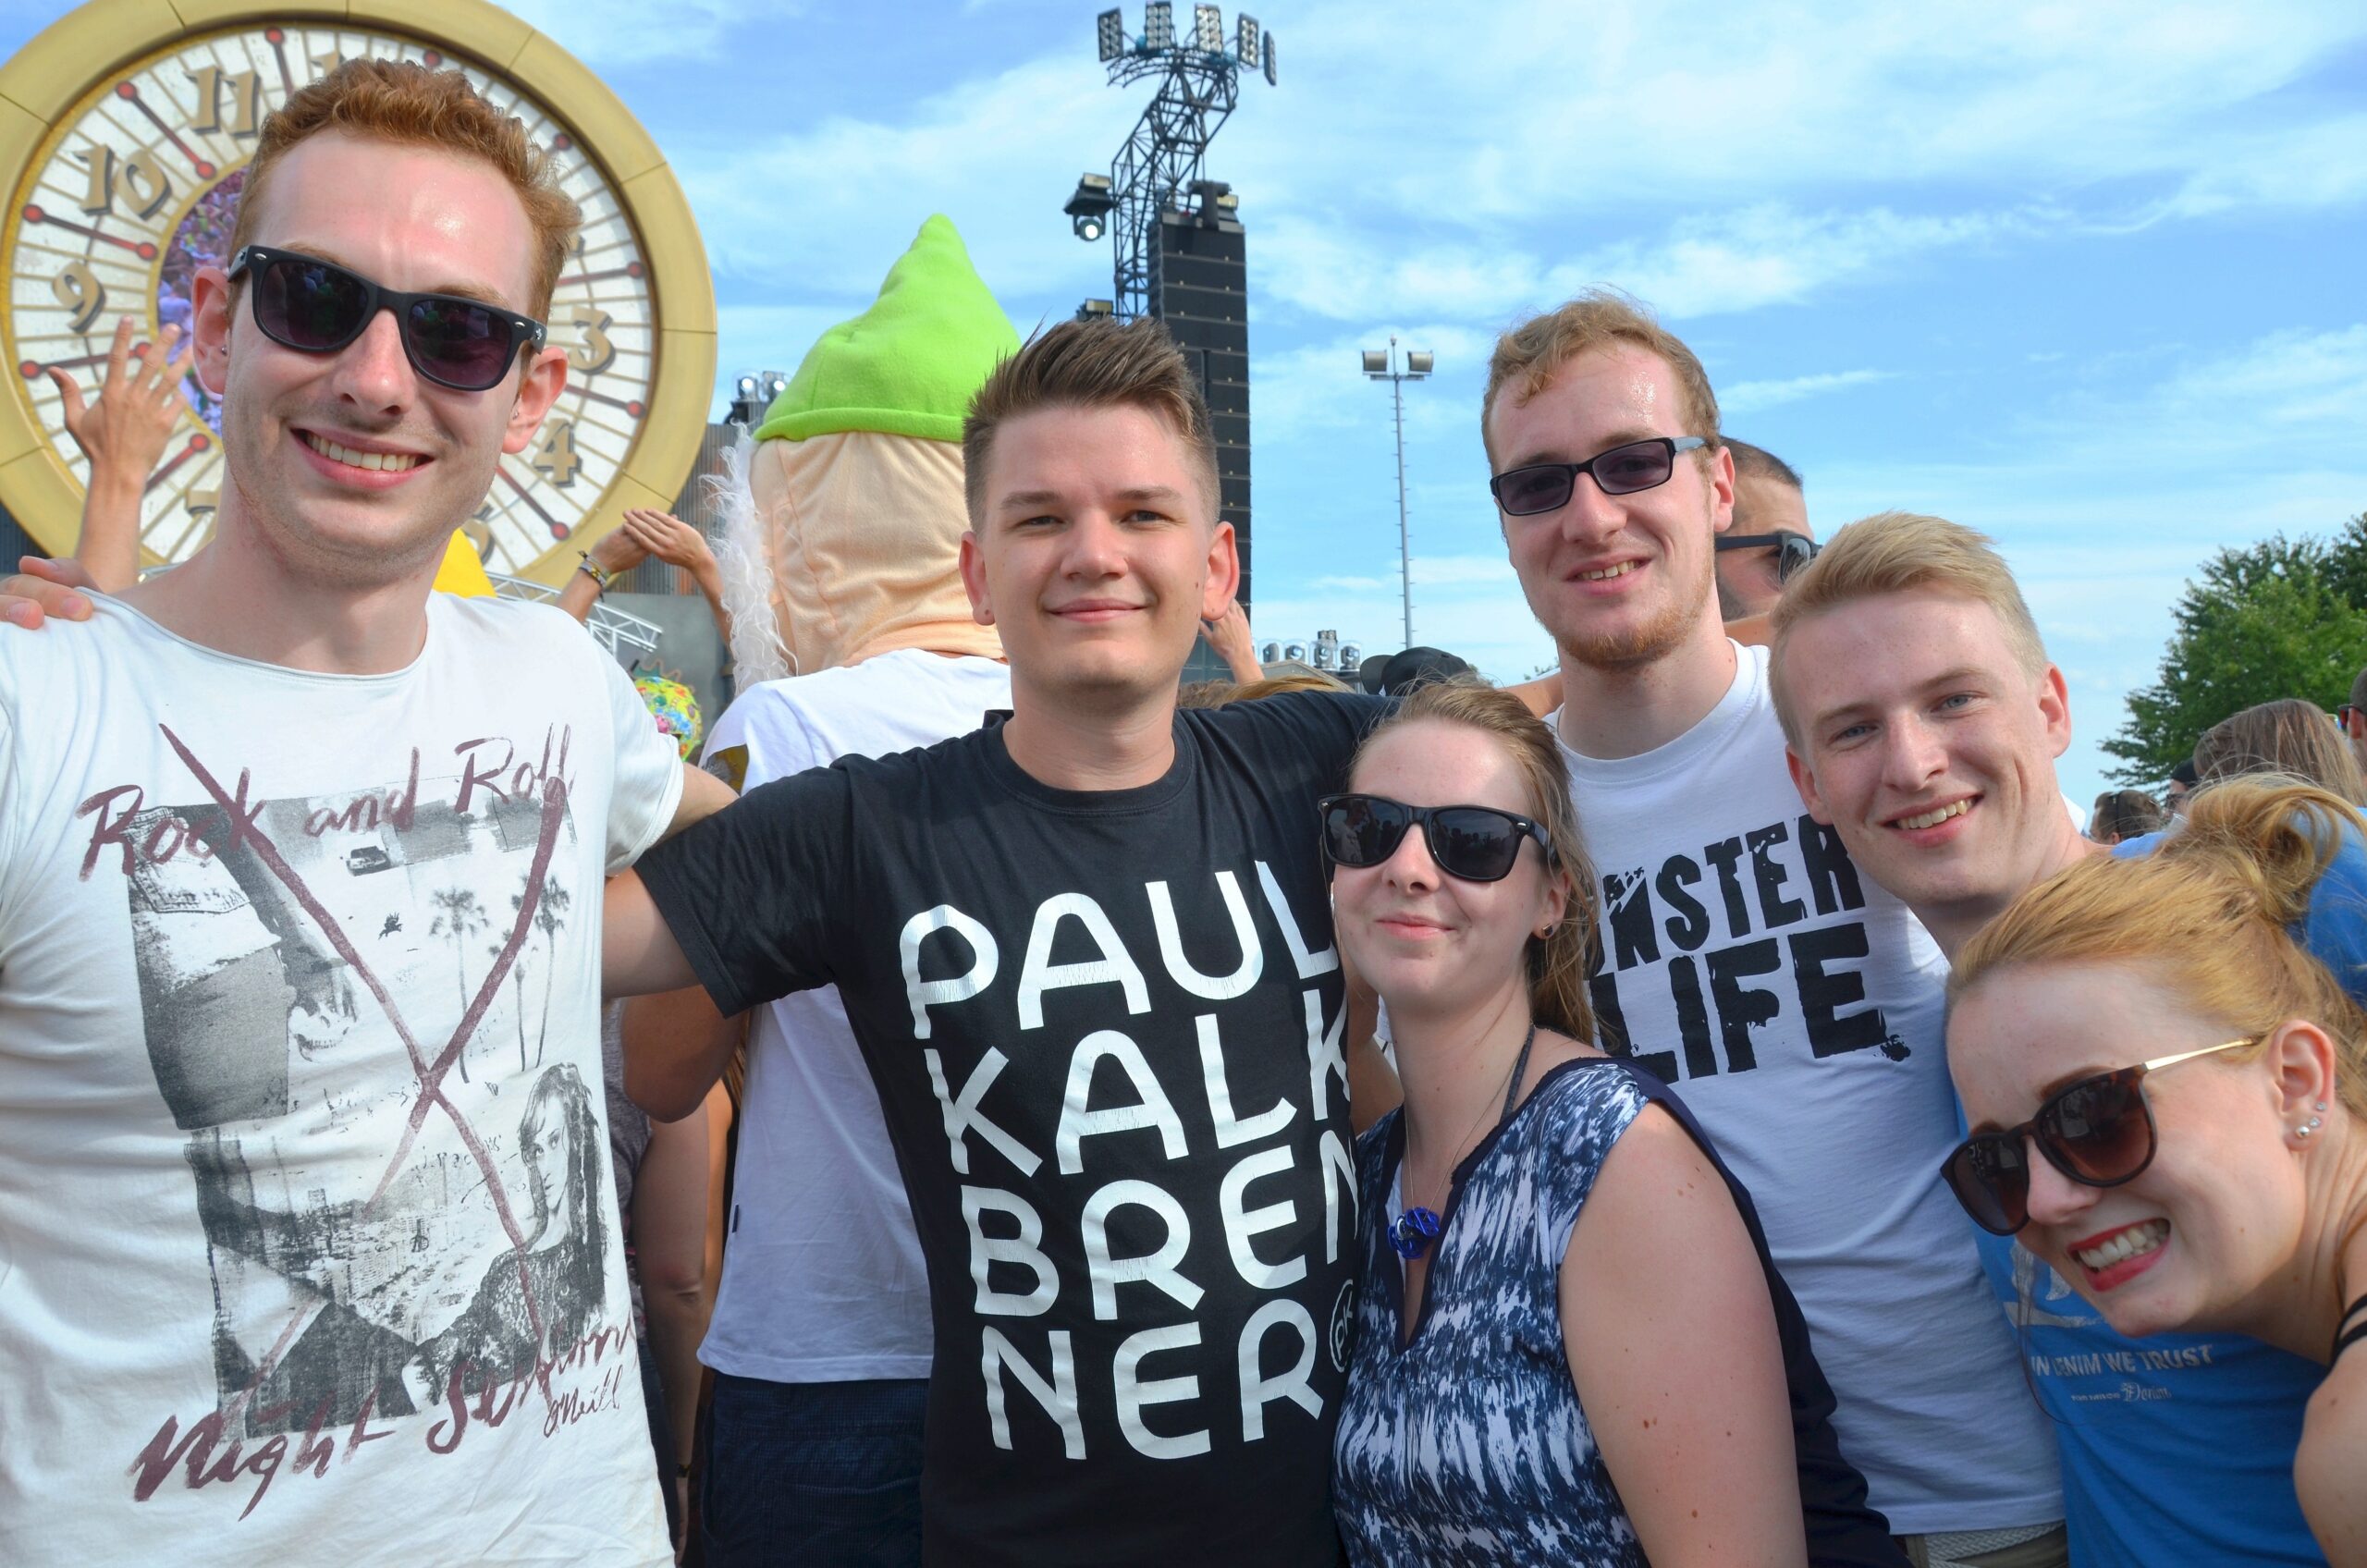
[0,61,729,1565]
[1769,511,2334,1568]
[1713,438,1819,624]
[1483,293,2066,1568]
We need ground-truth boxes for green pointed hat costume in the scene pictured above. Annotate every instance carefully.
[751,214,1020,445]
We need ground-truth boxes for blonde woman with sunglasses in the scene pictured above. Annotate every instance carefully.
[1944,778,2367,1564]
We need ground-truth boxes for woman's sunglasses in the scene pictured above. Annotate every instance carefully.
[1317,793,1551,884]
[1715,531,1822,584]
[1940,1038,2252,1236]
[1489,435,1706,518]
[229,245,549,393]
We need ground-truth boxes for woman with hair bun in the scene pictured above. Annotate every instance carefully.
[1324,681,1898,1568]
[1944,778,2367,1563]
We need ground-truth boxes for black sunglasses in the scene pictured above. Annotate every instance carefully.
[229,245,548,392]
[1318,793,1551,884]
[1490,435,1706,518]
[1940,1039,2250,1236]
[1716,531,1822,584]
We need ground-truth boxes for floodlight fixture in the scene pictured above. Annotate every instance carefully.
[1195,4,1223,52]
[1236,14,1259,65]
[735,374,759,398]
[762,371,790,399]
[1097,6,1124,60]
[1144,1,1173,49]
[1065,172,1115,241]
[1361,337,1433,644]
[1263,32,1276,84]
[1077,298,1117,320]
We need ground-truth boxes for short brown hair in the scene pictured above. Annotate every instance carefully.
[1768,511,2047,747]
[230,59,580,318]
[963,317,1220,527]
[1346,680,1600,1042]
[1482,289,1721,462]
[2195,698,2367,805]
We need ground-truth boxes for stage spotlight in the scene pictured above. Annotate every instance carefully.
[1076,299,1117,321]
[1065,171,1114,242]
[735,374,758,398]
[1097,6,1124,60]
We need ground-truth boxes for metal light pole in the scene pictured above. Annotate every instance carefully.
[1362,337,1431,648]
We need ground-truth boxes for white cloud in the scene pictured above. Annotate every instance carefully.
[502,0,792,66]
[1721,369,1898,415]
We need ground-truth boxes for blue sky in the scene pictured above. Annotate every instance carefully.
[6,0,2363,802]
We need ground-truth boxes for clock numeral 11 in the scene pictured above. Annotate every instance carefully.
[186,66,263,136]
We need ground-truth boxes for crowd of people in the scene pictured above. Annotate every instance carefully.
[3,56,2364,1568]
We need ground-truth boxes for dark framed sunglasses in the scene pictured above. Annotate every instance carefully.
[1318,793,1552,884]
[1716,531,1822,584]
[1940,1039,2251,1235]
[1490,435,1707,518]
[229,245,548,392]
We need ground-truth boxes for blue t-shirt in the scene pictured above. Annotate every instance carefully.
[1963,821,2367,1566]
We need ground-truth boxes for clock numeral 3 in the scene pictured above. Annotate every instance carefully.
[566,309,615,375]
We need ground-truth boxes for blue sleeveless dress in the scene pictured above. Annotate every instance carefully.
[1331,1056,1900,1567]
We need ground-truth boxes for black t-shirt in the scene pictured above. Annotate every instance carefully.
[636,691,1385,1567]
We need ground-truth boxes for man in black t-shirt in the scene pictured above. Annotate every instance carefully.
[606,319,1384,1567]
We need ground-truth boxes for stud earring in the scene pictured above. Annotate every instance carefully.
[2296,1116,2324,1141]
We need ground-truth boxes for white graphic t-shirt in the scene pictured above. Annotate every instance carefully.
[695,649,1012,1384]
[0,596,682,1565]
[1556,642,2061,1535]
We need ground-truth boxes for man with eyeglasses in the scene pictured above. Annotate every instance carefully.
[1767,510,2330,1568]
[1714,438,1819,624]
[1483,293,2066,1568]
[0,62,729,1564]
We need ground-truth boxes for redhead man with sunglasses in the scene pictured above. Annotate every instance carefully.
[0,61,730,1565]
[1486,293,2064,1568]
[1769,509,2328,1568]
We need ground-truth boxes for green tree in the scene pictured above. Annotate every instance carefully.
[2105,518,2367,784]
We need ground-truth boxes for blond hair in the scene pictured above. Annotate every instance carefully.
[1768,511,2047,747]
[1347,681,1599,1041]
[231,59,580,318]
[2195,699,2367,806]
[1482,289,1720,462]
[963,317,1220,526]
[1953,778,2367,1120]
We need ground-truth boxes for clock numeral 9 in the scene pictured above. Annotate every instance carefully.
[529,419,582,485]
[52,261,105,334]
[75,146,174,220]
[566,309,615,375]
[186,66,263,137]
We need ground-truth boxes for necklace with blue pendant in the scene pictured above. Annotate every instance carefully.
[1390,1023,1537,1262]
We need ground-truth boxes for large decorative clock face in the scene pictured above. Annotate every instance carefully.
[0,2,714,580]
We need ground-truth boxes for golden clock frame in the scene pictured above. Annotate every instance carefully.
[0,0,717,585]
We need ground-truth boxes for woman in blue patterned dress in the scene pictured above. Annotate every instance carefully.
[1324,682,1899,1567]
